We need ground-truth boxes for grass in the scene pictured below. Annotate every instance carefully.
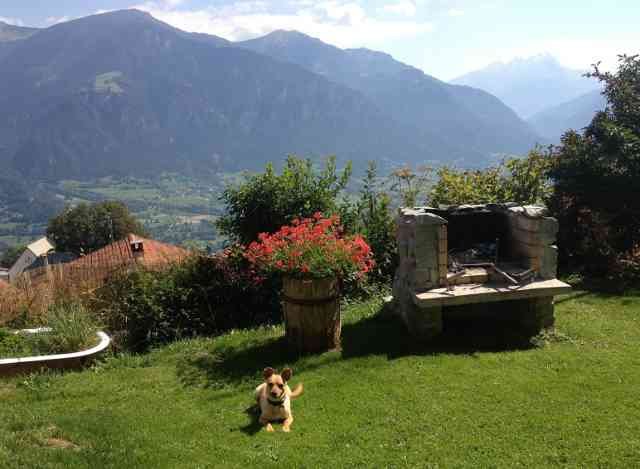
[0,290,639,467]
[0,303,99,359]
[94,72,124,94]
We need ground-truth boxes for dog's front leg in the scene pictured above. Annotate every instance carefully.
[259,416,274,432]
[282,415,293,432]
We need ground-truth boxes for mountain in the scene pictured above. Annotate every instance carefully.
[527,89,607,142]
[0,11,543,182]
[0,10,438,180]
[451,54,600,119]
[239,30,541,162]
[0,21,39,60]
[0,21,39,41]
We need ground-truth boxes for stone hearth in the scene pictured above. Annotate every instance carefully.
[391,204,571,339]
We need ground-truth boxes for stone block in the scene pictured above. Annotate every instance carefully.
[540,245,558,280]
[515,215,542,233]
[539,217,559,244]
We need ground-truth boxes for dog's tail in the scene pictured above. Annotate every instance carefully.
[290,383,304,399]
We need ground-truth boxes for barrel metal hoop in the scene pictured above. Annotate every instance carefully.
[282,294,338,306]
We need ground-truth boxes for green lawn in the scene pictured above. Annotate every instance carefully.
[1,290,639,468]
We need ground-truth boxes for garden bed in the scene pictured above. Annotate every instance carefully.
[0,328,111,377]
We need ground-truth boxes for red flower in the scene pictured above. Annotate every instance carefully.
[243,214,375,279]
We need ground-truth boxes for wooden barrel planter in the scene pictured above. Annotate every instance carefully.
[282,276,341,354]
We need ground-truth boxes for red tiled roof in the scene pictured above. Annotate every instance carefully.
[65,234,189,271]
[0,279,9,289]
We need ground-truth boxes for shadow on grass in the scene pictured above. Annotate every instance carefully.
[239,404,263,436]
[176,309,537,391]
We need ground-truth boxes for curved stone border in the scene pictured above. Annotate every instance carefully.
[0,329,111,377]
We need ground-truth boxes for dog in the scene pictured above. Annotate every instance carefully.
[254,367,303,432]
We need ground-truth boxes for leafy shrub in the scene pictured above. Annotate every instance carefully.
[549,55,640,273]
[0,328,31,358]
[348,161,397,282]
[429,148,552,206]
[607,255,640,291]
[217,155,352,244]
[0,301,99,358]
[33,302,99,355]
[95,250,281,352]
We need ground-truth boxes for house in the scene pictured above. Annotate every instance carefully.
[8,237,55,283]
[63,234,189,279]
[24,252,77,273]
[0,268,8,283]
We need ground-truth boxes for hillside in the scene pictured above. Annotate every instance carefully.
[0,12,547,182]
[527,89,607,141]
[0,10,436,180]
[0,21,38,41]
[240,30,541,161]
[451,54,599,119]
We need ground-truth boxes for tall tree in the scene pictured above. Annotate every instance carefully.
[549,54,640,269]
[47,201,146,255]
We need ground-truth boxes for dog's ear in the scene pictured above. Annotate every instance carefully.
[281,368,292,382]
[263,367,275,380]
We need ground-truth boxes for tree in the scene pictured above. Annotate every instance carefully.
[217,155,352,244]
[47,201,146,255]
[549,55,640,270]
[428,148,552,206]
[350,162,397,281]
[0,245,26,268]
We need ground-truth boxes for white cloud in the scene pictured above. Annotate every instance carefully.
[45,16,72,25]
[0,16,24,26]
[381,1,418,17]
[130,0,432,48]
[447,8,464,17]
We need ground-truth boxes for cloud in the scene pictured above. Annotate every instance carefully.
[131,0,433,48]
[0,16,24,26]
[45,16,72,25]
[447,8,464,17]
[381,1,418,17]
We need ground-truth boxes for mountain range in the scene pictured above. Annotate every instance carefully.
[0,10,543,181]
[527,89,606,141]
[452,54,600,119]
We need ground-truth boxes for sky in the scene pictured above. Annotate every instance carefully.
[1,0,638,80]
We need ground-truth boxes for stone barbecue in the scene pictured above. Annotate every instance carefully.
[392,204,571,339]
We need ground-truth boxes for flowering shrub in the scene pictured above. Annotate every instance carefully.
[245,213,375,279]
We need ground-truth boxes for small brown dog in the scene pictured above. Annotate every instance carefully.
[254,367,303,432]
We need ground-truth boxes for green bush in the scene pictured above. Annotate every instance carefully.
[217,155,352,244]
[549,55,640,273]
[33,302,99,355]
[428,147,552,206]
[347,161,397,283]
[0,302,99,358]
[95,250,281,352]
[0,328,31,358]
